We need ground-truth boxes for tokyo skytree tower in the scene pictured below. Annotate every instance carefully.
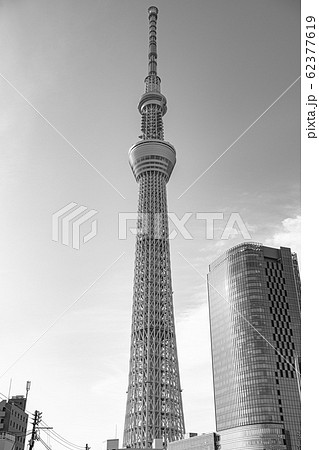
[123,6,185,449]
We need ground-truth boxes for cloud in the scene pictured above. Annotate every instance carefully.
[265,215,301,257]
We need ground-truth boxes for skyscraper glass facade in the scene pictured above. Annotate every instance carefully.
[207,243,301,450]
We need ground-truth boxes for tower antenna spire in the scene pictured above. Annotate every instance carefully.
[148,6,158,75]
[138,6,167,141]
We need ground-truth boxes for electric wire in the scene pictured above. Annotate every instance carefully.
[41,420,84,448]
[40,424,85,449]
[39,431,83,450]
[0,392,85,450]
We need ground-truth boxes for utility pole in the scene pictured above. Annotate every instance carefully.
[28,411,42,450]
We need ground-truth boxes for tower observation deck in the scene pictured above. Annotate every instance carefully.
[123,6,185,448]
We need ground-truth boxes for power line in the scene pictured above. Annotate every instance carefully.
[41,428,85,450]
[40,421,84,449]
[39,431,83,450]
[0,393,85,450]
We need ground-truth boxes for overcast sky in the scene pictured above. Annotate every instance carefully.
[1,1,300,449]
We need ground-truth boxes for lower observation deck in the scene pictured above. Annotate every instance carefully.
[129,140,176,182]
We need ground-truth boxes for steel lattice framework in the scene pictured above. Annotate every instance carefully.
[123,6,185,449]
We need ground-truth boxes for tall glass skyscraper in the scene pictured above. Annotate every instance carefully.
[207,243,301,450]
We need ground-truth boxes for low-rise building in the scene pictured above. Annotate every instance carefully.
[108,438,164,450]
[0,396,28,450]
[167,433,220,450]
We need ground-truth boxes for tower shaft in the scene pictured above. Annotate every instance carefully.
[123,6,185,448]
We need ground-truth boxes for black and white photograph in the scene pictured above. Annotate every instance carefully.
[1,1,314,449]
